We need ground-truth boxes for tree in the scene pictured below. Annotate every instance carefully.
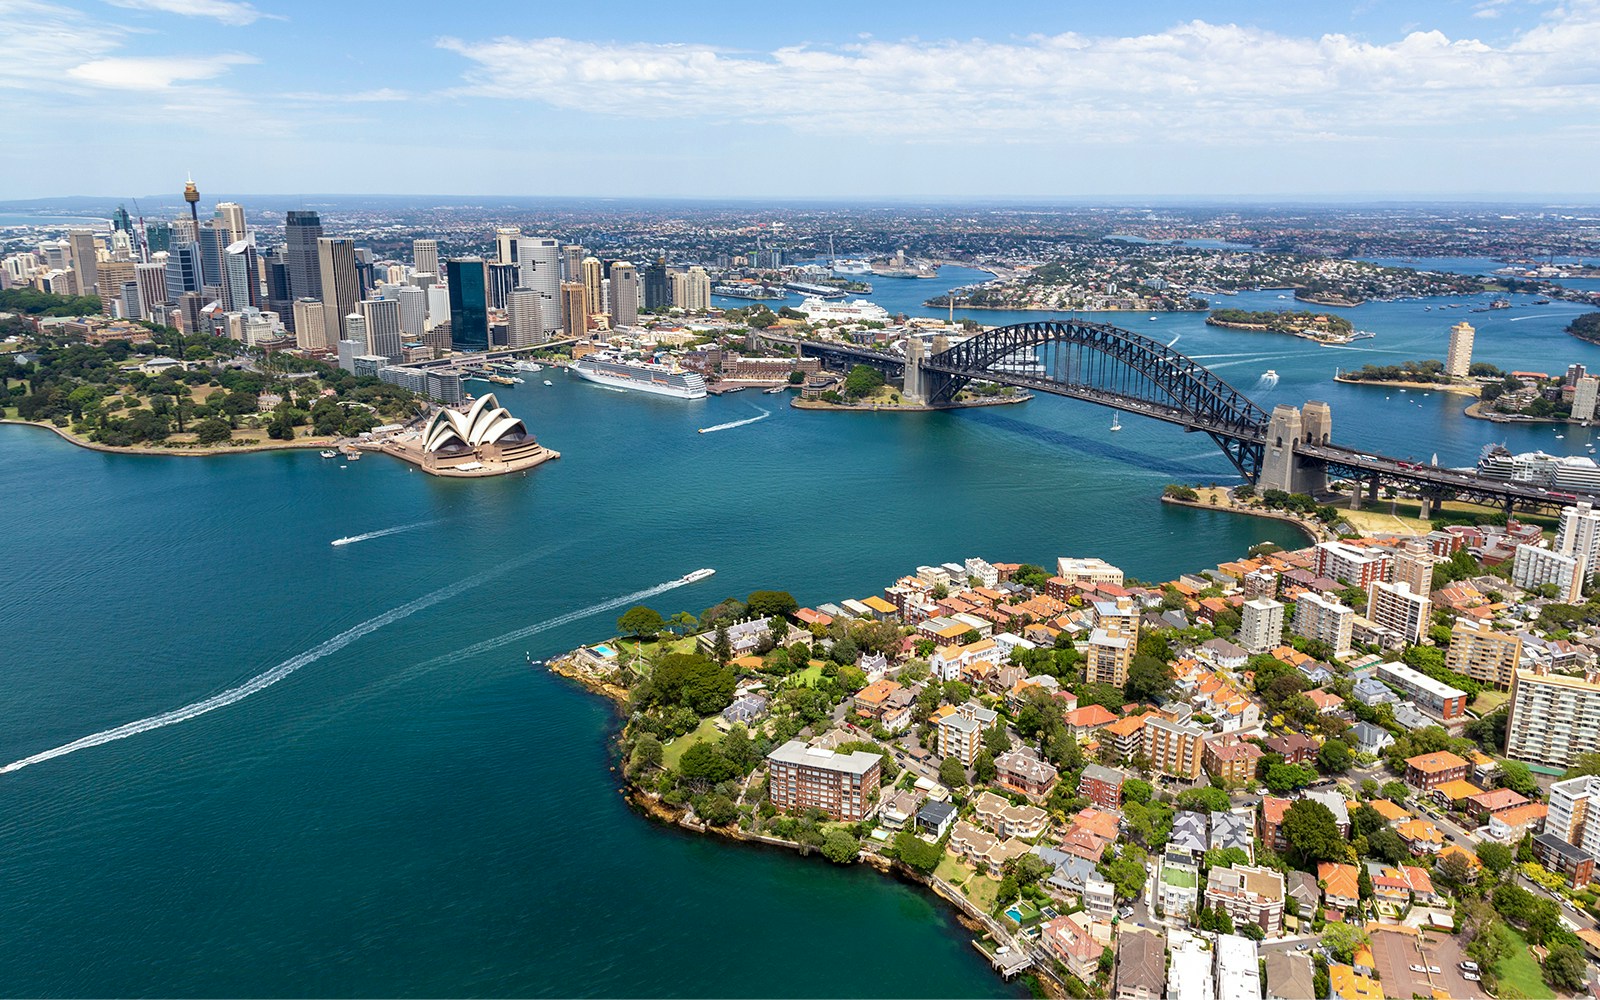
[617,605,665,638]
[1364,827,1409,867]
[1437,849,1477,886]
[1545,942,1588,991]
[1316,739,1352,774]
[746,590,799,618]
[983,725,1013,757]
[1123,779,1154,805]
[1176,786,1230,813]
[974,750,997,784]
[1264,762,1318,794]
[697,793,737,826]
[1496,760,1538,796]
[1357,865,1374,900]
[713,625,732,665]
[1381,781,1409,803]
[842,364,885,399]
[720,725,756,772]
[677,741,738,787]
[821,829,860,864]
[1099,856,1148,900]
[939,755,967,789]
[1281,799,1346,868]
[1125,654,1174,704]
[192,416,232,445]
[628,734,663,775]
[647,653,736,714]
[1476,841,1515,876]
[1322,924,1368,964]
[892,830,942,873]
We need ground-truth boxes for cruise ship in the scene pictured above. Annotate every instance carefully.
[794,296,892,324]
[711,282,785,301]
[572,352,707,399]
[831,259,873,276]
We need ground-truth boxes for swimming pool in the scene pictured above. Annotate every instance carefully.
[592,644,617,657]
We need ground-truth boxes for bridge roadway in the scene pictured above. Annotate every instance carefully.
[773,333,1600,511]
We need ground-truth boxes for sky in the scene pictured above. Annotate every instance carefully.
[4,0,1600,201]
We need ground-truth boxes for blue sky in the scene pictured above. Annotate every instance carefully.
[5,0,1599,200]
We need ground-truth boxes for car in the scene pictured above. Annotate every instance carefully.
[1463,972,1481,982]
[1460,961,1479,972]
[1427,966,1441,974]
[1295,944,1309,952]
[1409,965,1426,974]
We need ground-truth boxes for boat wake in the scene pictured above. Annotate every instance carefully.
[419,576,699,669]
[331,520,437,547]
[0,555,536,775]
[1253,373,1280,391]
[1166,333,1181,348]
[699,408,770,435]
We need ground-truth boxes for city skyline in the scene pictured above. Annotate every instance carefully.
[5,0,1600,201]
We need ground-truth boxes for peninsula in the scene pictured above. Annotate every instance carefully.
[1205,308,1355,342]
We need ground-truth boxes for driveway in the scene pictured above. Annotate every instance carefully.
[1368,927,1432,1000]
[1423,932,1488,1000]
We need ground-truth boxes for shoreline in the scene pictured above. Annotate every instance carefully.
[544,653,1059,997]
[925,300,1205,314]
[791,394,1031,413]
[0,418,338,457]
[1332,375,1483,398]
[1463,400,1584,426]
[1205,318,1357,344]
[1160,492,1324,543]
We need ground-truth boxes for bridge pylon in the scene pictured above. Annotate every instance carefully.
[1259,402,1331,495]
[903,336,927,404]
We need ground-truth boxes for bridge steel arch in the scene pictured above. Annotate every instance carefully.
[919,320,1273,478]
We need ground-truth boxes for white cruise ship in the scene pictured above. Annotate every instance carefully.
[795,296,892,324]
[831,259,873,276]
[572,352,707,399]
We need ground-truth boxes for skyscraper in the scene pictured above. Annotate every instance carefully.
[1557,501,1600,595]
[221,239,260,313]
[560,281,588,338]
[145,221,171,255]
[135,261,167,317]
[317,237,360,340]
[198,222,227,293]
[445,257,489,352]
[396,285,426,338]
[67,228,99,298]
[164,242,202,303]
[284,210,323,301]
[609,261,639,327]
[215,202,246,243]
[506,287,544,348]
[487,261,518,310]
[643,256,669,310]
[412,239,439,277]
[338,313,367,373]
[581,256,604,314]
[293,298,330,351]
[517,237,562,337]
[681,266,711,312]
[1575,376,1600,423]
[360,297,403,363]
[495,227,521,268]
[562,245,584,281]
[1446,321,1475,378]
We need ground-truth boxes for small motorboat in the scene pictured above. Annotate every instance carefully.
[543,380,553,386]
[320,450,337,459]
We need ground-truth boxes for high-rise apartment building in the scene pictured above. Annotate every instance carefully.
[445,257,488,351]
[1446,321,1475,378]
[581,256,604,315]
[1290,591,1354,656]
[609,261,639,327]
[359,298,403,363]
[412,239,439,277]
[1512,544,1583,602]
[396,285,426,338]
[1559,502,1600,587]
[506,287,544,348]
[559,281,588,338]
[292,298,330,351]
[1548,776,1600,858]
[1239,598,1285,655]
[1575,376,1600,423]
[681,266,712,311]
[1392,539,1439,596]
[317,237,361,340]
[221,239,259,313]
[1507,667,1600,768]
[1366,579,1430,645]
[1144,716,1206,779]
[1314,541,1390,588]
[284,211,322,301]
[1086,597,1139,688]
[1445,618,1522,689]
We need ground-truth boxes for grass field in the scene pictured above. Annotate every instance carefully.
[662,717,723,768]
[1497,929,1553,999]
[1471,688,1511,715]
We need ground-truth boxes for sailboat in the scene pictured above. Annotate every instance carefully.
[1110,415,1123,432]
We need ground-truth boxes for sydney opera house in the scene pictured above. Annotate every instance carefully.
[385,393,559,477]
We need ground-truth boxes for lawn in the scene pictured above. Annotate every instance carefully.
[1161,866,1197,889]
[935,852,971,885]
[662,716,723,768]
[1471,688,1510,715]
[1497,929,1554,999]
[789,662,826,688]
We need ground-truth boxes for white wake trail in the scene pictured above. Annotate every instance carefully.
[1166,333,1181,348]
[419,576,698,669]
[0,557,531,775]
[698,409,770,435]
[331,520,437,547]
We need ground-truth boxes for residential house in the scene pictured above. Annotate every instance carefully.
[1210,811,1254,861]
[1082,877,1117,922]
[1466,788,1530,824]
[1040,913,1106,983]
[1430,778,1485,809]
[1063,704,1119,738]
[917,800,956,839]
[1199,637,1249,671]
[1265,952,1316,1000]
[1078,763,1128,810]
[947,820,1028,874]
[853,680,903,722]
[1329,964,1383,1000]
[995,748,1059,801]
[1033,846,1102,896]
[1204,734,1264,784]
[1284,870,1320,918]
[1487,802,1548,842]
[879,788,923,832]
[1263,732,1317,765]
[699,617,771,657]
[1215,934,1261,1000]
[1170,811,1209,855]
[1305,689,1346,714]
[1113,928,1165,1000]
[1168,929,1216,1000]
[1352,676,1398,707]
[1159,853,1201,917]
[1318,862,1361,914]
[1204,863,1285,936]
[1349,721,1394,755]
[722,693,768,725]
[1395,817,1445,854]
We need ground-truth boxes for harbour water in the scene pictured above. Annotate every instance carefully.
[1,261,1597,996]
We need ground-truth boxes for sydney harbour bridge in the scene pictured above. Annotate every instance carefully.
[762,320,1595,516]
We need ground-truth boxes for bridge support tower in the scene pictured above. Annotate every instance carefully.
[902,336,928,405]
[1259,402,1331,496]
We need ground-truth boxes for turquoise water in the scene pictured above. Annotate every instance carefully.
[2,258,1596,996]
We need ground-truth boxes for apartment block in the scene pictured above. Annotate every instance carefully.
[1314,541,1390,588]
[1445,618,1522,689]
[1079,763,1129,809]
[1375,659,1468,720]
[1366,579,1430,646]
[1204,864,1285,937]
[1548,776,1600,858]
[766,741,882,821]
[1507,668,1600,769]
[1291,591,1355,656]
[1145,716,1207,780]
[1239,598,1285,655]
[1055,556,1125,588]
[1512,544,1583,603]
[1403,751,1471,792]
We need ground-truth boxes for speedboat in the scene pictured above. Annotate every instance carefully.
[543,380,553,386]
[681,568,716,584]
[320,450,337,458]
[1263,370,1277,379]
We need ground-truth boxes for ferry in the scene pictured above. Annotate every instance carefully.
[487,374,515,385]
[320,450,337,459]
[513,360,543,373]
[681,568,716,584]
[572,352,708,399]
[764,385,787,394]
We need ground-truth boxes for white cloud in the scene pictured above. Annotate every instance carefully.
[67,53,258,89]
[0,0,125,88]
[103,0,270,26]
[436,5,1600,143]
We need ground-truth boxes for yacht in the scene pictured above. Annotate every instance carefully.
[681,568,716,584]
[543,379,554,386]
[320,450,337,459]
[1110,415,1122,432]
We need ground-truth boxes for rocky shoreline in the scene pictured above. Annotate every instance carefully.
[0,418,338,457]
